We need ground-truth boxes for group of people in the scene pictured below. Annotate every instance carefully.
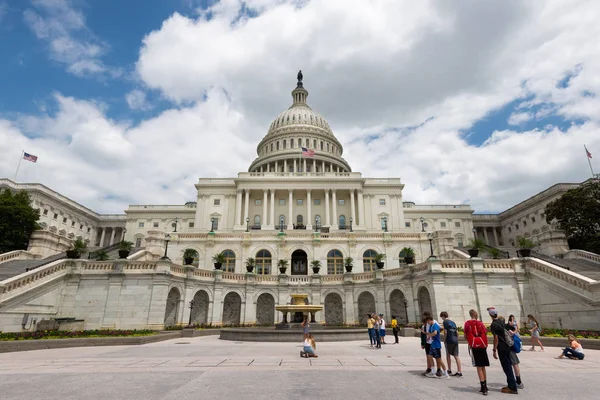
[367,313,401,348]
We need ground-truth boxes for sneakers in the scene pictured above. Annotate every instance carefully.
[529,347,535,351]
[517,382,524,389]
[425,371,437,378]
[501,387,518,394]
[447,370,452,375]
[440,372,451,380]
[453,372,463,377]
[435,369,442,377]
[421,369,431,376]
[479,386,489,396]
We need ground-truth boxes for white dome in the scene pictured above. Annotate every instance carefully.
[267,105,333,136]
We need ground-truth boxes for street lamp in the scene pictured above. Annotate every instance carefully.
[349,216,353,232]
[382,217,388,232]
[420,216,426,232]
[427,232,435,258]
[403,299,408,324]
[210,217,215,233]
[314,216,319,232]
[173,217,179,232]
[160,233,171,260]
[280,216,285,233]
[187,300,195,327]
[246,217,250,232]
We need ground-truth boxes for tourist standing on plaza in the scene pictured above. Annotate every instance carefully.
[422,315,450,379]
[527,314,544,351]
[379,313,387,344]
[464,309,490,395]
[391,315,399,344]
[302,317,310,337]
[507,315,519,331]
[489,307,518,394]
[506,317,524,389]
[373,314,382,348]
[556,334,585,360]
[420,313,434,375]
[440,311,462,377]
[367,314,376,347]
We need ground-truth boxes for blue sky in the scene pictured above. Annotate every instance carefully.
[0,0,599,214]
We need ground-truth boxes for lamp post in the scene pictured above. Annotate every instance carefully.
[210,217,215,233]
[173,217,179,232]
[472,228,477,241]
[382,217,388,232]
[314,216,319,232]
[349,216,353,232]
[160,233,171,260]
[403,299,408,324]
[246,217,250,232]
[187,300,195,327]
[427,232,435,258]
[420,216,425,232]
[280,216,285,233]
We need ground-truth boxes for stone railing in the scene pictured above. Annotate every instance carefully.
[170,265,187,275]
[0,250,41,265]
[383,268,406,278]
[352,272,375,281]
[222,272,247,282]
[321,275,344,282]
[0,259,70,300]
[444,249,470,259]
[410,262,430,275]
[483,260,513,270]
[564,249,600,264]
[526,258,598,296]
[288,276,310,283]
[124,262,158,271]
[193,269,214,280]
[441,260,470,269]
[82,262,114,271]
[254,274,278,282]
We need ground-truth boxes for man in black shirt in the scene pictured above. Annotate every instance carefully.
[488,307,518,394]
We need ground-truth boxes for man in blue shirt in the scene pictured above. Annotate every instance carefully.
[421,315,450,379]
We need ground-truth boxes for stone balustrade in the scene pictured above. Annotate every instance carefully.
[564,249,600,264]
[0,250,41,264]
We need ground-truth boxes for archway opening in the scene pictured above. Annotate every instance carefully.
[256,293,275,325]
[291,249,308,275]
[417,287,433,317]
[389,289,409,325]
[190,290,209,325]
[222,292,242,326]
[164,288,181,327]
[324,293,343,325]
[357,291,376,325]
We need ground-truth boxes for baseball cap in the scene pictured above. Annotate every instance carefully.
[487,307,498,317]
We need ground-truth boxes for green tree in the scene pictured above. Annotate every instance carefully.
[0,189,40,253]
[545,179,600,253]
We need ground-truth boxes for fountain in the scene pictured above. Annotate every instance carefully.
[275,293,323,330]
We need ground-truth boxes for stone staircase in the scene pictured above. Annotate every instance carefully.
[531,251,600,280]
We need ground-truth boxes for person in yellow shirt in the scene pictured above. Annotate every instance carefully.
[391,315,399,344]
[367,314,375,347]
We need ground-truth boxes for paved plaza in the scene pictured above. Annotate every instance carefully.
[0,336,598,399]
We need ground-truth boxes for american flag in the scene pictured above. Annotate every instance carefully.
[585,145,592,159]
[23,152,38,163]
[301,147,315,157]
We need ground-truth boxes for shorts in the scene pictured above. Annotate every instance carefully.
[424,343,431,356]
[509,351,520,365]
[428,347,442,359]
[532,329,540,338]
[380,329,386,337]
[471,348,490,367]
[445,342,459,356]
[303,345,315,355]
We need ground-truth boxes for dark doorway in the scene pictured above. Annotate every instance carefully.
[291,249,308,275]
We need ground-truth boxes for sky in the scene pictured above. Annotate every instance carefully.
[0,0,599,214]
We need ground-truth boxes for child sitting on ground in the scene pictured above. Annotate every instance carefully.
[300,334,318,358]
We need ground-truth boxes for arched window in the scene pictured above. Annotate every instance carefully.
[276,141,280,150]
[313,139,317,148]
[327,249,344,275]
[320,141,323,150]
[222,249,235,272]
[297,215,303,225]
[270,143,273,152]
[299,138,302,147]
[283,139,286,149]
[256,250,272,275]
[339,215,346,229]
[326,143,329,151]
[363,249,377,272]
[291,138,294,147]
[254,215,261,227]
[306,138,309,147]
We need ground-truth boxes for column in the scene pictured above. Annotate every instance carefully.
[325,190,330,226]
[388,194,395,231]
[332,190,338,229]
[303,158,307,173]
[262,189,268,229]
[260,166,263,173]
[275,161,278,173]
[284,160,287,173]
[235,190,243,227]
[350,189,356,226]
[306,189,312,230]
[109,228,115,245]
[313,159,316,173]
[244,189,250,227]
[357,190,365,229]
[287,189,294,230]
[493,228,500,247]
[294,159,297,173]
[397,193,405,230]
[322,160,325,173]
[99,228,106,247]
[270,189,275,228]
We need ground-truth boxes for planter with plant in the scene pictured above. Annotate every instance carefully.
[468,238,486,258]
[488,247,501,259]
[245,257,256,273]
[212,252,225,269]
[67,238,87,259]
[344,257,354,272]
[91,249,109,261]
[183,249,197,265]
[118,240,134,259]
[311,260,321,274]
[517,237,536,257]
[401,247,415,264]
[374,252,386,269]
[277,259,289,274]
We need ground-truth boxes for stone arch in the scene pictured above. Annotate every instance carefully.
[357,291,376,325]
[222,292,242,326]
[286,244,312,259]
[417,286,433,317]
[190,290,210,325]
[256,293,275,325]
[164,287,181,327]
[324,292,344,325]
[389,289,408,325]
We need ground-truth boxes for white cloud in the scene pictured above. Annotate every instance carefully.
[23,0,115,77]
[3,0,600,214]
[508,111,533,126]
[125,90,153,111]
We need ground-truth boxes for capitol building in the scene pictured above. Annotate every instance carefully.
[0,73,598,333]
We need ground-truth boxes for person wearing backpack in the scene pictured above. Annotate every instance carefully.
[489,307,518,395]
[464,309,489,395]
[506,320,524,389]
[440,311,462,377]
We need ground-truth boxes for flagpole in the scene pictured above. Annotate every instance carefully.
[13,150,24,182]
[585,145,595,178]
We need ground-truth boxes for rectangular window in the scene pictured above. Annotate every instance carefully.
[516,224,519,230]
[454,222,461,228]
[43,209,48,215]
[139,222,145,228]
[379,199,386,205]
[523,220,528,227]
[71,221,75,226]
[189,222,194,228]
[214,199,220,206]
[53,213,58,219]
[135,238,142,247]
[296,199,303,205]
[87,228,90,233]
[212,218,219,230]
[508,227,512,233]
[405,222,411,228]
[441,222,446,228]
[79,224,83,229]
[153,222,159,228]
[314,199,321,205]
[279,199,286,206]
[255,199,262,206]
[63,217,67,223]
[338,199,345,205]
[540,213,545,219]
[531,216,536,223]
